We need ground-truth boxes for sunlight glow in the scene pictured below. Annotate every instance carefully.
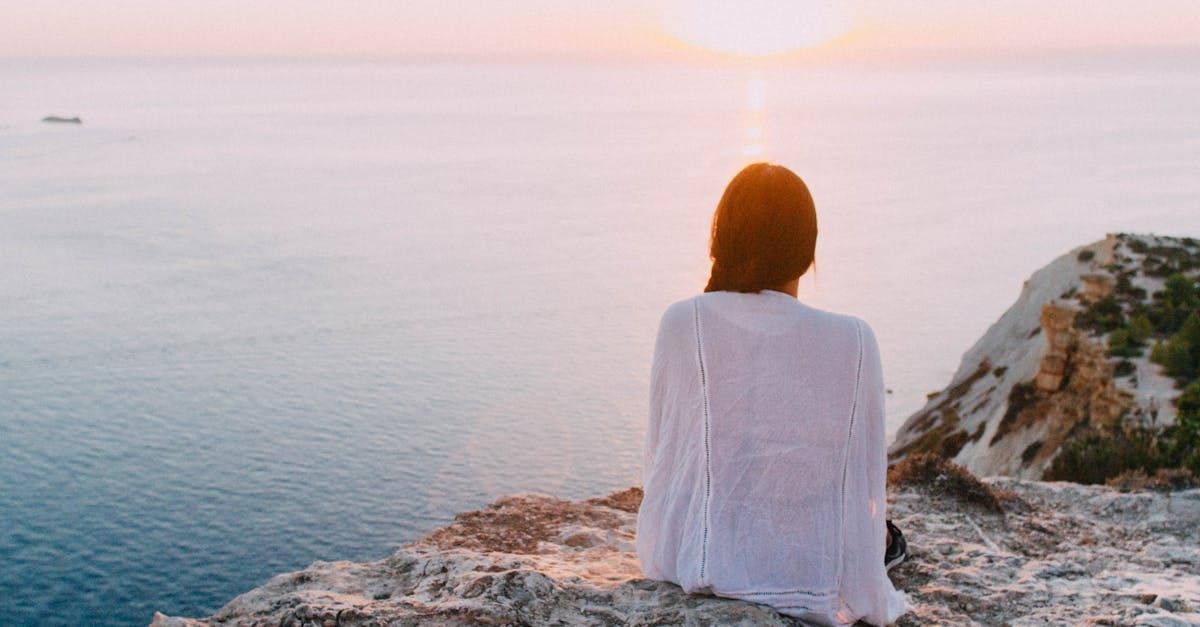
[741,76,767,158]
[663,0,850,57]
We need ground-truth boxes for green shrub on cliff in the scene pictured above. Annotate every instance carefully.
[1144,247,1200,277]
[1108,314,1154,358]
[1179,379,1200,416]
[1159,380,1200,475]
[1129,314,1154,343]
[1055,304,1200,481]
[1116,274,1148,301]
[1050,380,1200,483]
[1108,329,1144,358]
[1151,311,1200,383]
[1046,426,1165,485]
[1149,274,1199,334]
[1074,296,1125,334]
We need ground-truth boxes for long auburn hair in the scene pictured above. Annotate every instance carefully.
[704,163,818,293]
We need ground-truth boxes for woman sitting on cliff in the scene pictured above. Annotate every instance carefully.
[636,163,908,625]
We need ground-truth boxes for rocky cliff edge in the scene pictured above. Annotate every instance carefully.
[153,457,1200,626]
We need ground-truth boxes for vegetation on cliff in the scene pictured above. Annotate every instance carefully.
[891,233,1200,483]
[1048,236,1200,484]
[886,453,1017,513]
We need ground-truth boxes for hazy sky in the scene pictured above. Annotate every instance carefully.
[2,0,1199,59]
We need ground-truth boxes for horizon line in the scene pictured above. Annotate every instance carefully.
[4,43,1200,66]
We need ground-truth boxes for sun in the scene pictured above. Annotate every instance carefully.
[662,0,850,57]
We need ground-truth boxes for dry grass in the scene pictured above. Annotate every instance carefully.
[586,487,643,513]
[421,493,625,554]
[888,453,1018,513]
[1106,467,1200,492]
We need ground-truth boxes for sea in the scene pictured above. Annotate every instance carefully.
[2,55,1198,625]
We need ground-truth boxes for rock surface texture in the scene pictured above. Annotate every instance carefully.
[890,233,1198,479]
[152,474,1200,626]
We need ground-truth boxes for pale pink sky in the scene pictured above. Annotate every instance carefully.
[2,0,1198,59]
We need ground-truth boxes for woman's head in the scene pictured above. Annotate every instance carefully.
[704,163,818,293]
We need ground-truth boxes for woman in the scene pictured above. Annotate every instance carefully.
[636,163,908,625]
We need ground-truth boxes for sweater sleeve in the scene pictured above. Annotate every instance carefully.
[641,301,689,489]
[839,319,906,625]
[637,300,694,582]
[641,314,669,492]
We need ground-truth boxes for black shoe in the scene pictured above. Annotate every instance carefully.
[884,520,907,572]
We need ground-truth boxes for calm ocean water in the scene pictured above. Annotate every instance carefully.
[1,57,1198,625]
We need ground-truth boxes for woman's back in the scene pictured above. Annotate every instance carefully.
[636,290,905,625]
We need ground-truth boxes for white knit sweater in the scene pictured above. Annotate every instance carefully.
[636,290,907,625]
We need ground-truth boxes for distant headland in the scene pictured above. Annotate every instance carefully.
[891,233,1200,484]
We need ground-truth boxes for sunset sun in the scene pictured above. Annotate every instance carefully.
[662,0,850,57]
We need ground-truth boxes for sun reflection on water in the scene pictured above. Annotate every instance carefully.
[741,75,768,159]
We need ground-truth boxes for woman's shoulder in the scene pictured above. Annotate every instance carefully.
[667,290,873,329]
[660,292,875,341]
[757,294,875,340]
[655,296,700,337]
[794,300,867,328]
[810,308,880,358]
[816,308,877,346]
[656,293,880,368]
[661,294,699,316]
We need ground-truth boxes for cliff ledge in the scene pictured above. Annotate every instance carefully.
[153,462,1200,626]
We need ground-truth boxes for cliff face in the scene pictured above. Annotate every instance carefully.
[890,233,1196,479]
[152,474,1200,626]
